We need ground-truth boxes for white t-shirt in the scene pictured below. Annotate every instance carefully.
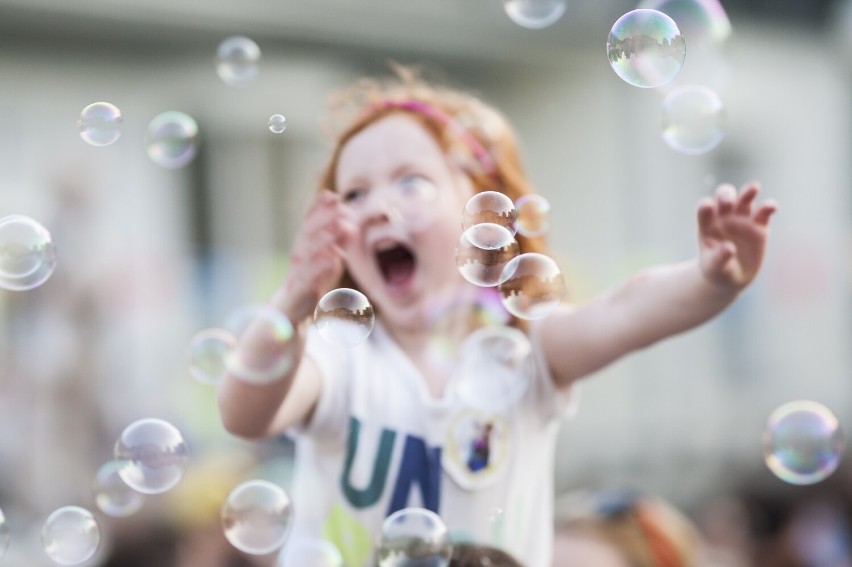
[282,321,576,567]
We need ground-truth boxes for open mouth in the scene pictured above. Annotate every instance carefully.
[375,243,416,288]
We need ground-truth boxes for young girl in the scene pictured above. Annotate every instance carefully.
[216,65,777,567]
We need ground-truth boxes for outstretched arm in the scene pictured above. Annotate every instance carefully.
[539,181,778,389]
[217,191,354,438]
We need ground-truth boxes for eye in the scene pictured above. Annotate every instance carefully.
[396,174,437,200]
[341,187,366,204]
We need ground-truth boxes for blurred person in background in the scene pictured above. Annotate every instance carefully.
[552,490,707,567]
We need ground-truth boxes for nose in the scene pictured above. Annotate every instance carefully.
[356,188,399,227]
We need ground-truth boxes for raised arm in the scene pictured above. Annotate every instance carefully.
[539,181,778,389]
[217,190,353,439]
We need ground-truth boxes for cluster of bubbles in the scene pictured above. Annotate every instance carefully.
[0,418,189,564]
[602,5,728,156]
[763,400,844,485]
[73,34,279,174]
[456,191,564,320]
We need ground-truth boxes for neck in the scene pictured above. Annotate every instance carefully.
[382,288,486,398]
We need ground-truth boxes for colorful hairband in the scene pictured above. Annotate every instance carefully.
[370,99,498,178]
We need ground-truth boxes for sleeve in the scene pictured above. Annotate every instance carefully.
[287,324,352,443]
[525,319,582,423]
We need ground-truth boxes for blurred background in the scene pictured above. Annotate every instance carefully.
[0,0,850,564]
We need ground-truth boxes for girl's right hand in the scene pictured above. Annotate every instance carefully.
[275,190,354,323]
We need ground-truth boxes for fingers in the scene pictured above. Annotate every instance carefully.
[715,183,737,215]
[697,197,716,235]
[705,181,777,225]
[753,200,779,226]
[301,191,354,247]
[734,182,760,215]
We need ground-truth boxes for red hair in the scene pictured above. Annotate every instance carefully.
[316,63,549,300]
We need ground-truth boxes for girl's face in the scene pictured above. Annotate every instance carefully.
[335,114,476,331]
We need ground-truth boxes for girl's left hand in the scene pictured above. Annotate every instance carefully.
[697,181,778,290]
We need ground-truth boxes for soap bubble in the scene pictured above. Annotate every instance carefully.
[77,102,123,146]
[314,289,375,348]
[222,480,293,555]
[607,9,686,88]
[223,305,295,384]
[462,191,517,236]
[377,508,452,567]
[0,215,57,291]
[93,461,144,518]
[514,194,551,237]
[763,400,844,485]
[268,114,287,133]
[503,0,566,29]
[661,84,725,155]
[216,36,261,87]
[456,325,532,412]
[114,418,189,494]
[145,111,199,169]
[498,252,565,320]
[456,227,519,287]
[188,327,237,386]
[41,506,100,565]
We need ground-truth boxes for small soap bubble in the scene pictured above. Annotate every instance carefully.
[223,305,295,384]
[145,111,199,169]
[503,0,566,29]
[93,461,144,518]
[514,194,551,238]
[222,480,293,555]
[278,538,344,567]
[661,84,725,155]
[763,400,844,486]
[0,215,57,291]
[456,228,519,287]
[377,508,452,567]
[0,507,9,560]
[462,191,518,235]
[216,36,261,87]
[114,418,189,494]
[456,326,532,412]
[41,506,100,565]
[77,102,123,147]
[314,289,375,348]
[607,9,686,88]
[498,252,566,320]
[188,327,237,386]
[268,114,287,134]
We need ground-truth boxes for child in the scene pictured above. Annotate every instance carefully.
[216,64,777,567]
